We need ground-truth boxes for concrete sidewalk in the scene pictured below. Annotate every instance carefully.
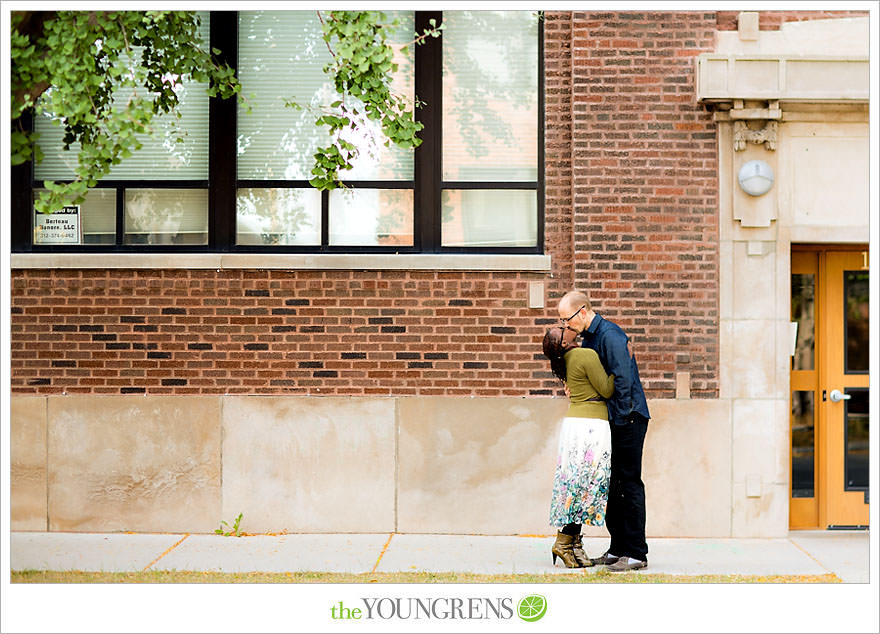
[10,530,870,582]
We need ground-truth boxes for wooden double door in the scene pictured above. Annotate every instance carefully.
[790,247,869,529]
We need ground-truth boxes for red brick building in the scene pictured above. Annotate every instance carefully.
[10,10,871,537]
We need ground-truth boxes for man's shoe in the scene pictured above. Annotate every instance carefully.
[589,550,620,566]
[606,556,647,572]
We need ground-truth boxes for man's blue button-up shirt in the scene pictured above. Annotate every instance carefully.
[581,313,651,426]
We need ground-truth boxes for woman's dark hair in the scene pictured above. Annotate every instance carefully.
[542,327,574,383]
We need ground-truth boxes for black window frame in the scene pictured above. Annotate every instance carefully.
[12,10,544,255]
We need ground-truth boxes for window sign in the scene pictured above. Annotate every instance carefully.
[34,205,82,244]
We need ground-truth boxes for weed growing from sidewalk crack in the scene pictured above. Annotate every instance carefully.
[214,512,243,537]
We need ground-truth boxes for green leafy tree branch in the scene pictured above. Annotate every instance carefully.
[11,10,443,217]
[296,11,443,190]
[11,10,241,215]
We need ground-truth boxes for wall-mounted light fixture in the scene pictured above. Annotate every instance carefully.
[737,159,774,196]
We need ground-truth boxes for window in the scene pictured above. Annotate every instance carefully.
[236,10,415,249]
[29,12,211,248]
[12,10,543,254]
[441,11,539,248]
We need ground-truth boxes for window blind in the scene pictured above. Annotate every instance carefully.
[34,12,211,181]
[442,11,538,182]
[237,10,414,181]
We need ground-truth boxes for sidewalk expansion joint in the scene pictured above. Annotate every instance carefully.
[788,537,833,575]
[142,534,190,572]
[371,533,395,574]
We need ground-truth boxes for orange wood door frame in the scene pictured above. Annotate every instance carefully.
[790,245,870,529]
[820,250,869,528]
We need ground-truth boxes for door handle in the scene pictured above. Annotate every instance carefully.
[829,389,851,403]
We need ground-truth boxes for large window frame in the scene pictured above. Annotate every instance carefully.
[11,11,544,255]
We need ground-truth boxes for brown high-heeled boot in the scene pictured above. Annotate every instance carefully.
[551,532,582,568]
[572,534,594,567]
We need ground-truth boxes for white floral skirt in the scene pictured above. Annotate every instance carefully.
[548,416,612,528]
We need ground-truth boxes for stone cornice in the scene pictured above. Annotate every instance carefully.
[696,54,869,104]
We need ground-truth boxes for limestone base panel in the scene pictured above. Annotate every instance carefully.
[46,396,221,533]
[11,397,48,531]
[11,395,770,537]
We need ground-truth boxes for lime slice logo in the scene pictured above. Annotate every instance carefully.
[517,595,547,622]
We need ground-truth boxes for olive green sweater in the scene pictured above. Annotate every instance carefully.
[563,347,615,420]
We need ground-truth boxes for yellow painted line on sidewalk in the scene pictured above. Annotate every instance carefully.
[143,534,190,572]
[371,533,395,574]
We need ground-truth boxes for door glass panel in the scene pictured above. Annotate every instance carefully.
[791,273,815,370]
[845,389,869,490]
[791,390,815,498]
[844,271,869,373]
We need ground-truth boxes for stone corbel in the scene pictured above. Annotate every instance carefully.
[733,119,778,151]
[731,100,781,152]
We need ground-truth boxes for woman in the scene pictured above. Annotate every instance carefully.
[542,325,615,568]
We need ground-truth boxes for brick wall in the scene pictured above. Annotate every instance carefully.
[564,11,720,398]
[10,269,570,396]
[543,11,575,293]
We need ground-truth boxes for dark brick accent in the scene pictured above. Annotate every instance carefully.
[491,327,516,335]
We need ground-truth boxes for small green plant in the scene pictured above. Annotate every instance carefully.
[215,512,243,537]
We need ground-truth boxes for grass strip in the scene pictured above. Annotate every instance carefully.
[11,569,841,584]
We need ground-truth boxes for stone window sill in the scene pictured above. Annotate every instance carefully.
[10,253,552,272]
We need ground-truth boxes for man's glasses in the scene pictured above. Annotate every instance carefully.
[560,304,585,325]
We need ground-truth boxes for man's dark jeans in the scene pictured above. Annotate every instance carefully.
[606,415,649,561]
